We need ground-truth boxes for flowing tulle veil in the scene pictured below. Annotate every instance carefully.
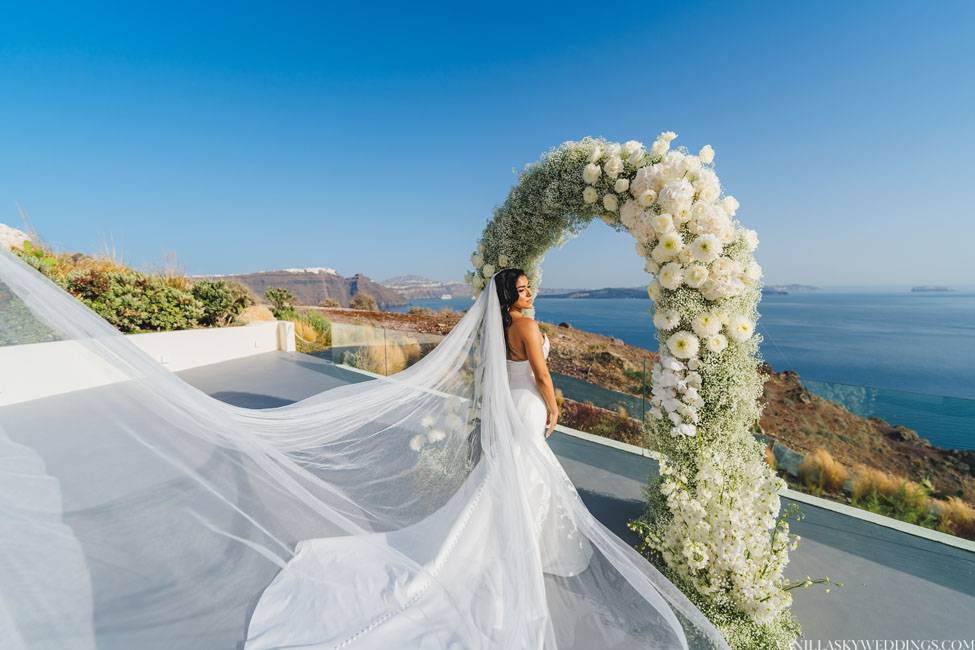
[0,248,730,650]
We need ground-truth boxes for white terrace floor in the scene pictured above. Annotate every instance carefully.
[176,350,975,645]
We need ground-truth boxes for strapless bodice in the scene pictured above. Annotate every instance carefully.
[506,333,549,380]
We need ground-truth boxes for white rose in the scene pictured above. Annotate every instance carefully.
[652,213,675,234]
[603,193,619,212]
[498,254,509,267]
[605,142,622,156]
[666,330,700,359]
[600,214,617,226]
[644,259,660,274]
[481,263,495,277]
[477,242,485,254]
[421,414,436,429]
[743,228,760,251]
[614,178,629,193]
[684,264,709,288]
[471,253,483,267]
[745,261,762,282]
[723,195,740,215]
[713,256,735,276]
[635,241,650,258]
[659,262,684,290]
[409,434,427,451]
[588,145,603,163]
[681,155,701,174]
[713,309,730,324]
[651,139,669,155]
[604,156,623,179]
[628,149,646,166]
[678,247,694,265]
[637,189,657,207]
[583,163,601,184]
[444,412,464,432]
[427,428,447,443]
[699,144,715,164]
[582,186,598,204]
[659,131,677,143]
[622,140,642,156]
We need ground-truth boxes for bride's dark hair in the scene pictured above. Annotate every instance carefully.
[494,267,526,359]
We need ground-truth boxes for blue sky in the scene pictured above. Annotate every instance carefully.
[1,1,972,289]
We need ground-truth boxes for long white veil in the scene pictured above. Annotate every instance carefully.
[0,247,730,650]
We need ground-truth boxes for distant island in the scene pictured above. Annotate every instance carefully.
[911,286,955,292]
[539,284,819,299]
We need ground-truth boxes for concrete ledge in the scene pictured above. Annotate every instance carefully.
[0,320,295,405]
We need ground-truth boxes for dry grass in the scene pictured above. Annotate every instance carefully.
[798,447,850,494]
[147,249,192,290]
[293,319,321,342]
[851,465,899,503]
[930,496,975,539]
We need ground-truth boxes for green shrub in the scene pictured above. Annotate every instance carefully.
[265,286,298,320]
[192,279,252,326]
[63,268,205,333]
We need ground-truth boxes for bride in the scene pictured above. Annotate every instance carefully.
[0,249,730,650]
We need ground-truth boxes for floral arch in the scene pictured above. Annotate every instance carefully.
[467,134,805,647]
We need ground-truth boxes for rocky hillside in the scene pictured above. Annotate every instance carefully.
[194,270,407,309]
[381,275,471,299]
[315,305,974,505]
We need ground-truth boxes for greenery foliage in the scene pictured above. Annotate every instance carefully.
[350,293,378,311]
[192,279,253,326]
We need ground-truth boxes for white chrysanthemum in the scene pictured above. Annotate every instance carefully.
[723,195,740,216]
[678,247,694,265]
[427,428,446,444]
[481,263,495,277]
[614,178,629,193]
[652,213,674,234]
[684,264,709,288]
[690,234,722,263]
[635,241,651,259]
[603,193,618,212]
[409,434,427,451]
[582,186,598,204]
[498,254,509,267]
[644,259,660,274]
[666,330,700,359]
[743,228,760,251]
[727,314,754,342]
[471,253,483,267]
[651,243,672,264]
[588,144,603,163]
[583,163,601,184]
[637,189,657,207]
[658,178,695,215]
[699,144,715,164]
[717,226,736,245]
[421,414,436,429]
[444,413,464,433]
[658,231,683,257]
[647,279,662,301]
[705,333,728,354]
[604,155,623,179]
[691,200,712,219]
[659,262,684,290]
[692,311,722,338]
[654,309,681,330]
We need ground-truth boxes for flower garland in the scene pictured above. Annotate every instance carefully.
[466,134,813,646]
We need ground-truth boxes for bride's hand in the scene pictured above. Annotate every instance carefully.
[544,408,558,439]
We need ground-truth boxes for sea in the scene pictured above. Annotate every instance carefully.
[391,288,975,449]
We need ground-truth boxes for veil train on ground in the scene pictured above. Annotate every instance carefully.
[0,247,730,649]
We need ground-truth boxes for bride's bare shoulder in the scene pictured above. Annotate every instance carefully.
[510,315,541,339]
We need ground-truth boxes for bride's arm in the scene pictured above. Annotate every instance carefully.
[521,322,559,435]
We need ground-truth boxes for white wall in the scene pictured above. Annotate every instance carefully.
[0,320,296,406]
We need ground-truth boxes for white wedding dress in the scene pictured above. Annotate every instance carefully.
[0,251,731,650]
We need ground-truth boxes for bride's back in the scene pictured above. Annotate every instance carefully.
[505,315,540,362]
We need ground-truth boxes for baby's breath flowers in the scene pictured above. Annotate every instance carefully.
[468,135,809,647]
